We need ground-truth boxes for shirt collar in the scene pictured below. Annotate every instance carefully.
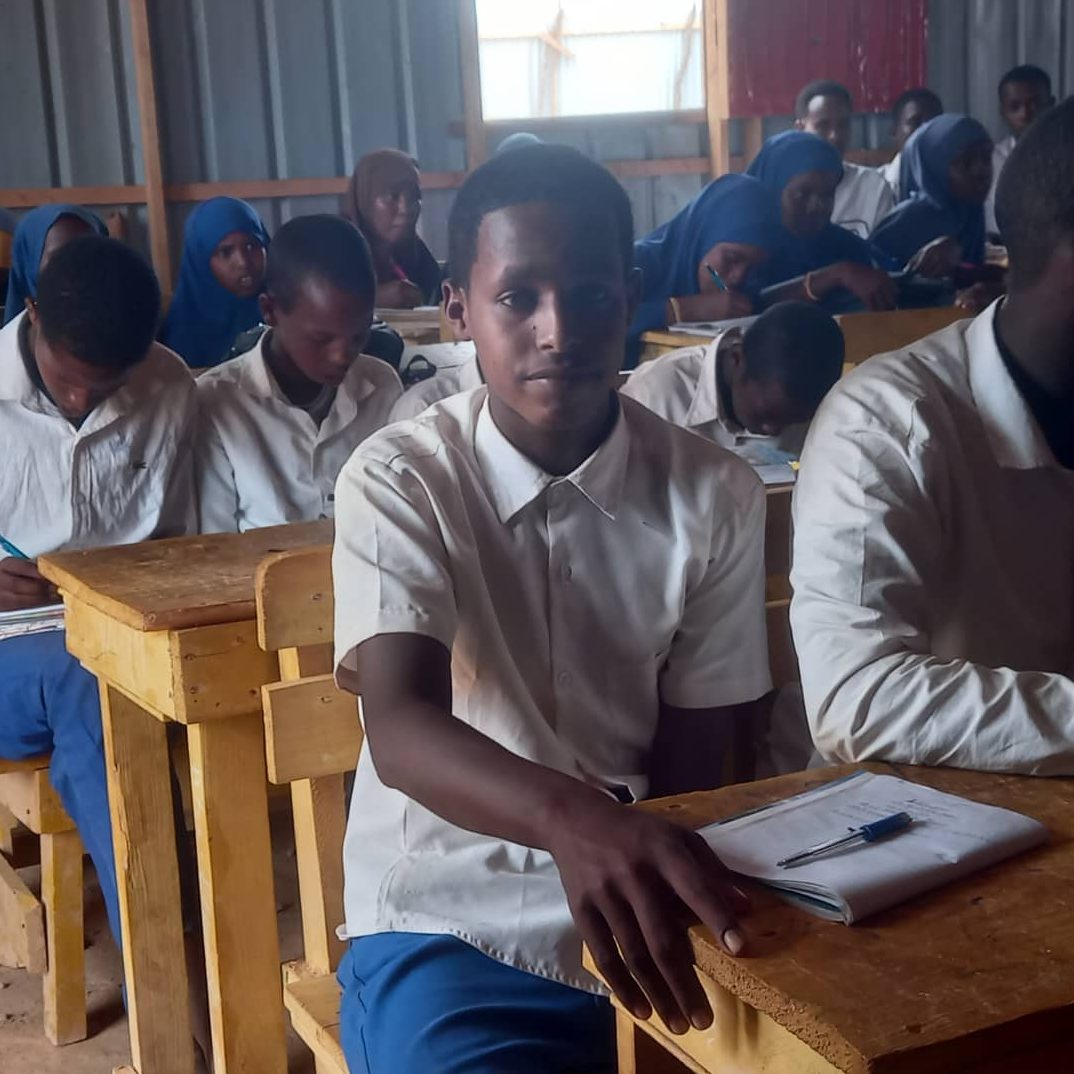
[966,299,1056,470]
[684,330,735,430]
[474,393,629,524]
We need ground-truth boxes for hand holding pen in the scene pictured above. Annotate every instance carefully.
[0,534,58,612]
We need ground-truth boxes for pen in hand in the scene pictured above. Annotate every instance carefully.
[0,535,30,560]
[704,262,729,293]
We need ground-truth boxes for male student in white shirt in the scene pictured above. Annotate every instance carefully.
[878,87,943,200]
[196,214,401,532]
[795,79,895,239]
[0,236,196,956]
[984,64,1055,235]
[790,97,1074,775]
[621,301,843,464]
[331,143,771,1073]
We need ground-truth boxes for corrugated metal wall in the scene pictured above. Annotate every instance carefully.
[2,0,1073,266]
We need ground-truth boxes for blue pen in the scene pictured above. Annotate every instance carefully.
[777,811,913,869]
[704,262,729,293]
[0,535,29,560]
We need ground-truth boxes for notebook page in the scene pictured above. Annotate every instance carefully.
[0,602,65,642]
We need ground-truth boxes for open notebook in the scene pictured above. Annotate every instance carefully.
[0,603,65,642]
[699,771,1048,923]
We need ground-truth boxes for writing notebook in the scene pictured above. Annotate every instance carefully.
[667,314,759,337]
[699,771,1048,923]
[0,603,65,642]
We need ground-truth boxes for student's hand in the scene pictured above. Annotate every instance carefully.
[833,263,898,311]
[549,794,749,1035]
[0,557,59,611]
[955,281,1005,315]
[377,279,425,309]
[675,289,754,324]
[908,236,963,279]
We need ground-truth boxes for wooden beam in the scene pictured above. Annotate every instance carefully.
[457,0,487,170]
[702,0,731,177]
[605,157,709,178]
[0,185,146,208]
[127,0,172,293]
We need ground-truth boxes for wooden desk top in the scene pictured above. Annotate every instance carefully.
[38,521,333,632]
[643,763,1074,1074]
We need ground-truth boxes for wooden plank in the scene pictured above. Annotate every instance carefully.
[457,0,487,171]
[41,829,87,1045]
[283,975,347,1074]
[187,714,287,1074]
[165,172,467,201]
[127,0,172,294]
[0,185,147,208]
[606,157,708,178]
[99,684,194,1074]
[0,769,73,835]
[39,520,333,633]
[262,677,360,784]
[743,116,764,167]
[0,755,51,775]
[702,0,730,177]
[0,853,45,973]
[0,805,15,856]
[764,485,793,581]
[255,547,334,652]
[837,307,966,368]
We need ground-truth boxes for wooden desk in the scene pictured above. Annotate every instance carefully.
[375,307,442,345]
[589,763,1073,1074]
[39,521,332,1074]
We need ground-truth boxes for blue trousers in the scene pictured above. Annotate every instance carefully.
[338,933,615,1074]
[0,631,122,945]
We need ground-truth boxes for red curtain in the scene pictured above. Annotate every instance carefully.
[727,0,927,117]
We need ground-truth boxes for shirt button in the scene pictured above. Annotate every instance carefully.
[557,670,572,687]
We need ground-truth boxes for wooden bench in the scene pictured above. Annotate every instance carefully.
[0,754,87,1045]
[255,546,356,1074]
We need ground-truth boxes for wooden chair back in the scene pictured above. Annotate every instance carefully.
[837,306,964,369]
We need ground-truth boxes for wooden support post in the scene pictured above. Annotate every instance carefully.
[743,116,764,172]
[457,0,486,170]
[127,0,172,294]
[702,0,731,177]
[41,829,87,1045]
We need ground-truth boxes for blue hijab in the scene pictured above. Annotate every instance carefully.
[161,197,269,367]
[871,114,990,268]
[3,205,107,324]
[746,131,873,285]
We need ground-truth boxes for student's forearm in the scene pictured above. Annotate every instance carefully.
[760,264,843,307]
[365,695,613,851]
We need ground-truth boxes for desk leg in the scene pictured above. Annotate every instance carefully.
[100,685,195,1074]
[616,1010,700,1074]
[188,714,287,1074]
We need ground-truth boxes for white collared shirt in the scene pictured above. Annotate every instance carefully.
[390,354,483,422]
[333,388,770,990]
[833,160,896,239]
[877,153,902,201]
[985,134,1017,235]
[195,332,402,533]
[0,312,197,558]
[791,301,1074,774]
[621,333,804,463]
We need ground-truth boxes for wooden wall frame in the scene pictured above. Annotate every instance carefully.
[703,0,731,177]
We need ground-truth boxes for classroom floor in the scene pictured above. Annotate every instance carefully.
[0,806,316,1073]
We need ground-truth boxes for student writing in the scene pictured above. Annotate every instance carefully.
[196,214,401,533]
[331,144,771,1072]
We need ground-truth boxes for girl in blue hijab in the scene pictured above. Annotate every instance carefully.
[3,205,106,324]
[629,174,783,346]
[746,131,896,312]
[871,114,992,272]
[162,196,270,368]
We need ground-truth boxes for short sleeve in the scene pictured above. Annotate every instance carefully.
[332,451,458,677]
[658,467,771,708]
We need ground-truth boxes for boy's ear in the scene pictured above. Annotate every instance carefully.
[259,291,277,327]
[23,297,38,326]
[443,279,471,342]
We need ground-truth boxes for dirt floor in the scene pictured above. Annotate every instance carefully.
[0,808,317,1073]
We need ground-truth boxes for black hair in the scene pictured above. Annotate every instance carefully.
[795,79,853,118]
[35,235,160,369]
[995,95,1074,287]
[265,214,376,311]
[447,143,634,286]
[891,87,943,123]
[742,301,844,410]
[999,64,1053,97]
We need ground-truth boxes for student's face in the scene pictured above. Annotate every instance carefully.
[40,215,94,272]
[26,302,133,422]
[261,277,374,388]
[781,171,839,239]
[948,140,993,204]
[698,242,768,292]
[210,230,266,298]
[796,95,852,157]
[1000,81,1054,139]
[894,100,940,151]
[369,179,422,247]
[726,348,811,436]
[445,201,638,435]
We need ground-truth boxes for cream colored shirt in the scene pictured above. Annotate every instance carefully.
[833,160,896,239]
[878,153,902,201]
[791,302,1074,774]
[621,333,803,463]
[390,354,483,422]
[196,332,402,533]
[985,134,1016,235]
[333,388,770,990]
[0,312,197,557]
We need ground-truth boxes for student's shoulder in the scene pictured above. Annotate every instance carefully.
[193,341,260,394]
[352,352,403,394]
[131,342,197,400]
